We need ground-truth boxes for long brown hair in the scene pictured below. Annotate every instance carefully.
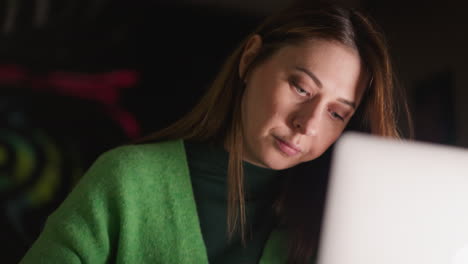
[137,1,411,263]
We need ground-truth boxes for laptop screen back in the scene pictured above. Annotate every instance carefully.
[316,132,468,264]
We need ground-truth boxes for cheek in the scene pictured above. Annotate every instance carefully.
[242,96,271,143]
[243,88,285,134]
[301,125,344,162]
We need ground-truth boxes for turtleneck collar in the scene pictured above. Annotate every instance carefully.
[184,140,280,200]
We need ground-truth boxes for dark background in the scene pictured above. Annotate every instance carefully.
[0,0,466,262]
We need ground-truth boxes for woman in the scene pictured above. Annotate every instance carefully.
[20,1,410,263]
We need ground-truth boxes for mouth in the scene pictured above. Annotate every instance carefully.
[273,136,302,156]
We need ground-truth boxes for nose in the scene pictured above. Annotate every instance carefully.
[293,117,318,136]
[292,101,319,136]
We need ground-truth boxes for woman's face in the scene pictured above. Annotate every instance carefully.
[239,36,368,170]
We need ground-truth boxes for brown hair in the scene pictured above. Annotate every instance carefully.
[137,1,411,263]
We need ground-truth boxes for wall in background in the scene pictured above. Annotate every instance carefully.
[0,1,466,262]
[365,0,467,146]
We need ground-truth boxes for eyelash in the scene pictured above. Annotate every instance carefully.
[329,110,345,121]
[292,81,310,97]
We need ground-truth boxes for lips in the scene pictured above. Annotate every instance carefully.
[274,136,301,156]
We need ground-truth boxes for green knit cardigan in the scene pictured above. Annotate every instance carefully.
[20,140,288,263]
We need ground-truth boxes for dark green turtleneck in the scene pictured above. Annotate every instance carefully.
[184,141,281,264]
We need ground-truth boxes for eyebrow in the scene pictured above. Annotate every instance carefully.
[295,66,323,88]
[295,66,356,110]
[338,98,356,110]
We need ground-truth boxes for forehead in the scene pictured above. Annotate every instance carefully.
[273,39,360,69]
[270,39,368,103]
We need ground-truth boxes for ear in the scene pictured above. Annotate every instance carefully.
[238,34,262,80]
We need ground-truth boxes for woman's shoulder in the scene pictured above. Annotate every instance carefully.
[97,139,185,166]
[84,139,187,185]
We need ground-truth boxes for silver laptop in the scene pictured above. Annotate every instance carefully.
[316,132,468,264]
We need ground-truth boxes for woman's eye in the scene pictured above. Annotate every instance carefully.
[330,111,344,121]
[293,84,310,97]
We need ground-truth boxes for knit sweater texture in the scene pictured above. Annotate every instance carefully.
[20,140,288,263]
